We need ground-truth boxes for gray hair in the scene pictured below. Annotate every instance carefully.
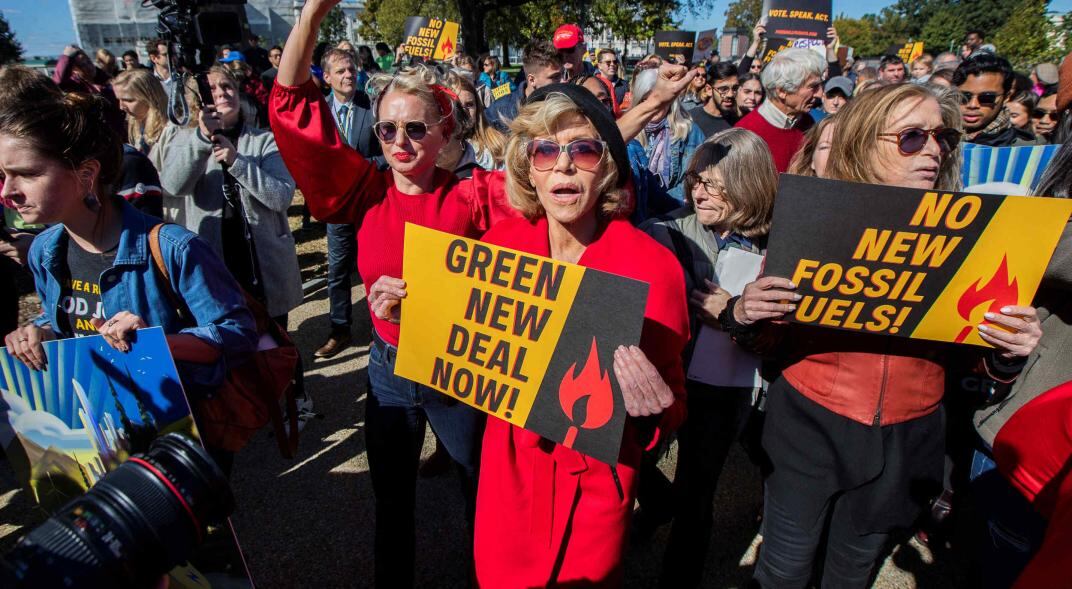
[760,48,825,94]
[631,67,693,142]
[933,52,962,71]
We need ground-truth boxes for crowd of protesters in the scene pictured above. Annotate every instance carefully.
[2,1,1072,586]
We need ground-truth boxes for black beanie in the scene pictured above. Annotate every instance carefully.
[524,83,631,188]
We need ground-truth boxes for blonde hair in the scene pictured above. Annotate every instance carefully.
[112,68,168,147]
[368,63,460,140]
[445,71,506,166]
[685,128,777,238]
[504,92,628,219]
[825,83,962,191]
[631,67,692,143]
[911,53,934,74]
[788,115,837,177]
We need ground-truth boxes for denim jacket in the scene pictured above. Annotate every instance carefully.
[28,198,258,391]
[666,124,707,204]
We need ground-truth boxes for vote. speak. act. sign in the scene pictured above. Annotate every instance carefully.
[394,224,649,464]
[763,175,1072,345]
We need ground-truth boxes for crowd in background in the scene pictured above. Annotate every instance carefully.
[2,2,1072,587]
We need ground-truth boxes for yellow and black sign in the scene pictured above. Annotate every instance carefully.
[764,0,832,40]
[394,224,649,464]
[491,83,511,100]
[762,36,796,64]
[887,41,925,63]
[764,176,1072,345]
[401,16,459,61]
[653,30,696,63]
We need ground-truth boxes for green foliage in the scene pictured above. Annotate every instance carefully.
[0,12,23,65]
[591,0,681,54]
[992,0,1062,69]
[834,16,880,57]
[357,0,459,47]
[724,0,762,29]
[919,5,965,54]
[319,6,348,43]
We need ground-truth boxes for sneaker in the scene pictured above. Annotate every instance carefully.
[284,394,319,435]
[314,331,351,359]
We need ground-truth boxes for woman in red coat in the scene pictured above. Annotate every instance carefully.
[270,2,697,585]
[373,83,691,586]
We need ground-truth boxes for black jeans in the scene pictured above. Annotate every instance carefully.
[326,223,357,331]
[365,334,485,587]
[660,383,754,588]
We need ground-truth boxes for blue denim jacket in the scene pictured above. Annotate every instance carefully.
[666,124,707,204]
[28,198,258,391]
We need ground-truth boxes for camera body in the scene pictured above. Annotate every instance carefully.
[146,0,250,72]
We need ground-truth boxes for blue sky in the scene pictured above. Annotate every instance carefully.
[4,0,1072,58]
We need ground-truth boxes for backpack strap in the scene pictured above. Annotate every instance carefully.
[148,223,193,325]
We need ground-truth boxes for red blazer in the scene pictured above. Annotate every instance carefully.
[474,215,690,588]
[994,381,1072,589]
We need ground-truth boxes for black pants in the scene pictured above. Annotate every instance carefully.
[660,384,754,588]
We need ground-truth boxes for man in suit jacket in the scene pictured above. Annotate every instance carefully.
[316,48,381,358]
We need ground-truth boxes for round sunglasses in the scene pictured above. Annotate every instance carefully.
[959,91,1000,107]
[877,127,961,156]
[526,139,606,171]
[373,119,443,143]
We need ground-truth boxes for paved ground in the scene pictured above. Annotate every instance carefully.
[0,202,977,588]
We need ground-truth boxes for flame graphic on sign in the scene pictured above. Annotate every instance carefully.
[558,338,614,448]
[440,37,455,56]
[954,255,1019,343]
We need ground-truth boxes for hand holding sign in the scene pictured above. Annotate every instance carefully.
[614,345,674,417]
[977,306,1041,358]
[734,277,799,325]
[369,275,406,324]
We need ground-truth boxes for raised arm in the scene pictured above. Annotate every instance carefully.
[616,63,696,142]
[269,0,386,224]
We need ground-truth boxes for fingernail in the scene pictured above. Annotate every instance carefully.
[788,281,796,288]
[788,305,797,311]
[978,324,989,332]
[984,312,995,320]
[1000,306,1012,314]
[793,294,803,301]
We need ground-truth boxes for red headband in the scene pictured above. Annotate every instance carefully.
[431,84,457,136]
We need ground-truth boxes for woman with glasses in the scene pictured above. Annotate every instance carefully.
[271,2,697,584]
[477,55,513,94]
[641,128,777,587]
[728,83,1042,588]
[1031,92,1062,143]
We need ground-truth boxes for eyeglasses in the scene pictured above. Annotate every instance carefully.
[527,139,606,171]
[877,127,961,156]
[713,84,740,95]
[373,119,443,143]
[686,172,725,196]
[1032,108,1058,120]
[959,91,1001,107]
[600,59,619,66]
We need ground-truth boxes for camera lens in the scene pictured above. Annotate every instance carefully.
[3,433,234,588]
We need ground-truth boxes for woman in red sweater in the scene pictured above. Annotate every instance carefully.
[270,1,696,584]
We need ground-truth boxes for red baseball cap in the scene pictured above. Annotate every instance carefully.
[553,24,584,50]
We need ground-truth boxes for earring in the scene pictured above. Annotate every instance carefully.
[83,191,101,212]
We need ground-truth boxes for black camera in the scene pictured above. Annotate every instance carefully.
[1,433,234,588]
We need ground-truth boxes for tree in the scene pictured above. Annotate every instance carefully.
[919,5,965,55]
[834,16,881,58]
[724,0,763,30]
[319,6,347,43]
[992,0,1061,69]
[0,12,23,65]
[356,0,459,49]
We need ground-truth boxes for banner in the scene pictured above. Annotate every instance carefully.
[762,0,832,40]
[0,327,254,586]
[394,224,649,464]
[762,36,823,63]
[653,30,697,63]
[693,29,718,63]
[962,143,1061,191]
[763,176,1072,345]
[401,16,459,61]
[491,83,512,100]
[886,41,925,63]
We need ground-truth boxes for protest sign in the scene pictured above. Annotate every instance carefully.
[491,83,512,100]
[394,224,649,464]
[962,143,1060,191]
[402,16,459,61]
[654,30,696,63]
[764,175,1072,346]
[0,327,254,586]
[762,0,832,40]
[693,29,718,63]
[762,37,823,63]
[886,41,925,63]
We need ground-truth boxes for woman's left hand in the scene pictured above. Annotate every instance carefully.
[92,311,148,353]
[212,135,238,166]
[690,279,732,327]
[613,345,674,417]
[978,305,1042,359]
[368,275,407,324]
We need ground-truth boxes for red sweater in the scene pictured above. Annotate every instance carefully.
[474,216,689,588]
[269,80,518,345]
[994,381,1072,589]
[734,108,814,172]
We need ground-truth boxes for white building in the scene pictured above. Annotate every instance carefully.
[68,0,368,58]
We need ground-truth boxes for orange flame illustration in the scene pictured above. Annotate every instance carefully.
[954,255,1019,343]
[558,337,614,448]
[440,37,455,56]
